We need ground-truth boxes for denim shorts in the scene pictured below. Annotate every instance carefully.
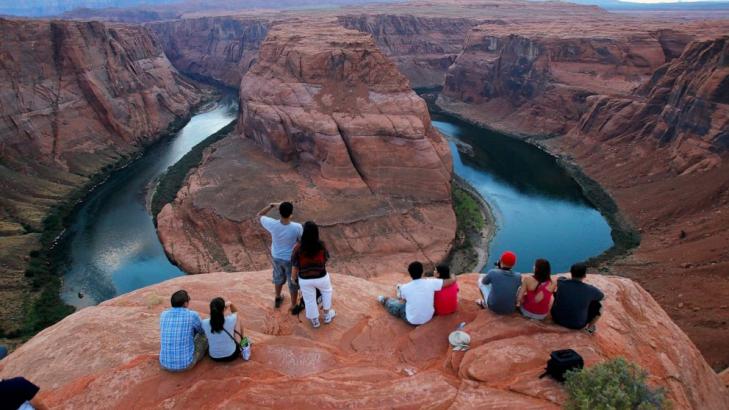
[272,258,299,292]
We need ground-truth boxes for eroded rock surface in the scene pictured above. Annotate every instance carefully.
[1,272,726,409]
[157,21,455,276]
[0,18,201,333]
[149,16,270,88]
[549,36,729,370]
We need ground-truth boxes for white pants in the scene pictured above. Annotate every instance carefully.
[299,274,333,320]
[478,274,491,302]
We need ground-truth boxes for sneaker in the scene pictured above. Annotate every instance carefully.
[324,309,336,324]
[584,324,597,335]
[377,295,386,305]
[310,317,321,328]
[274,296,284,309]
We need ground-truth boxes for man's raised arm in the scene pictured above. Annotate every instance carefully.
[256,202,281,217]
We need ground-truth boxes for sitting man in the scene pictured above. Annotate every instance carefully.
[550,263,605,334]
[159,290,207,372]
[378,261,456,325]
[477,251,521,314]
[434,264,459,316]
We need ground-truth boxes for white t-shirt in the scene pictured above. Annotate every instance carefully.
[400,278,444,325]
[202,313,237,359]
[260,216,303,260]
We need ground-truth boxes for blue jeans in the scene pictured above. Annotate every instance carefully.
[383,298,410,324]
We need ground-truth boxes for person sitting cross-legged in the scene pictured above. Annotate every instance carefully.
[477,251,521,315]
[516,258,557,321]
[551,262,604,334]
[159,290,207,372]
[378,261,456,325]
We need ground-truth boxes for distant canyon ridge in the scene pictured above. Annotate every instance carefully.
[0,0,727,375]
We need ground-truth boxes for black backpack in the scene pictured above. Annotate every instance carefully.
[539,349,584,382]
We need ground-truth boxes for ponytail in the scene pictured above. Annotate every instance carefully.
[209,297,226,333]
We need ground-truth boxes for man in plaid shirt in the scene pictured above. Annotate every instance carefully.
[159,290,207,372]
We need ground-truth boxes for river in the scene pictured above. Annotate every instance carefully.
[59,97,612,307]
[431,112,614,273]
[60,98,238,308]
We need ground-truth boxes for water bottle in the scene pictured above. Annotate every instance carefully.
[240,336,251,361]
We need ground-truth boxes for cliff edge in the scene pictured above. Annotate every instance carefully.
[0,272,726,409]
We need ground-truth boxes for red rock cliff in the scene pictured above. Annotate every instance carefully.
[552,36,729,370]
[156,21,455,276]
[0,18,201,333]
[0,272,726,409]
[338,14,476,89]
[439,22,692,136]
[148,16,270,88]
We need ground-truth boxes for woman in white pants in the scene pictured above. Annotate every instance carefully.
[291,221,335,328]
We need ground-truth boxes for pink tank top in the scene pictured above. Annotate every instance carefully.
[522,280,553,315]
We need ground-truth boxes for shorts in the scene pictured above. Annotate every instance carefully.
[272,258,299,292]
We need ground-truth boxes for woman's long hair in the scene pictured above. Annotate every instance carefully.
[209,297,226,333]
[533,259,551,283]
[300,221,324,256]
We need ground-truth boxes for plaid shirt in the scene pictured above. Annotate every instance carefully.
[159,308,203,371]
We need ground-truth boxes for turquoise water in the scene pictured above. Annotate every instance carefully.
[60,99,238,307]
[431,113,614,274]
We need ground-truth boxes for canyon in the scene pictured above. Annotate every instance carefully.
[144,1,729,370]
[0,271,727,408]
[156,21,456,277]
[0,18,202,336]
[0,0,728,406]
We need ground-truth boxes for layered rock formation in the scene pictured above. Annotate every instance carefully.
[1,271,727,408]
[156,22,455,276]
[148,16,270,88]
[549,36,729,370]
[0,18,202,333]
[439,22,694,137]
[338,14,476,89]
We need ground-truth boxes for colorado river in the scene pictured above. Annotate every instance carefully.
[58,96,612,307]
[60,98,238,307]
[432,112,614,273]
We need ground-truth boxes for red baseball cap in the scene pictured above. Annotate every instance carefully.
[500,251,517,268]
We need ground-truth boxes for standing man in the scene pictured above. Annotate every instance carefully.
[257,201,303,310]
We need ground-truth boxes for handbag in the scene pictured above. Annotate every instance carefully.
[223,328,251,361]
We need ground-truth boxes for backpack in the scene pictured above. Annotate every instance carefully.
[291,289,322,317]
[539,349,584,382]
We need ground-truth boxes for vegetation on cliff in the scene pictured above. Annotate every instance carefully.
[152,121,238,220]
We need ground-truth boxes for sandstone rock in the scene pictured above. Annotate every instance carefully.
[0,272,726,409]
[0,18,202,333]
[439,22,690,137]
[149,16,270,88]
[338,14,477,89]
[157,21,455,276]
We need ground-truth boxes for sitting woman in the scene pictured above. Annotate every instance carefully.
[292,221,335,328]
[517,259,557,320]
[434,264,459,315]
[201,297,245,362]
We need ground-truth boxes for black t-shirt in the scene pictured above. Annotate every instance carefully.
[550,278,604,329]
[0,377,39,410]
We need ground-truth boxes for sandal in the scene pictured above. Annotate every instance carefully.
[475,299,486,309]
[274,296,284,309]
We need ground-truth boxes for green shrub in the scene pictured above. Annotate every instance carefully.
[452,186,484,233]
[564,358,668,410]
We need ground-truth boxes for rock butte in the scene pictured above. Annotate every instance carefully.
[156,21,456,277]
[0,18,201,334]
[0,272,727,409]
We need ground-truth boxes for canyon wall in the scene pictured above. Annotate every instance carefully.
[551,36,729,370]
[156,21,456,276]
[439,22,693,136]
[1,271,727,408]
[148,17,270,88]
[338,14,476,89]
[0,18,202,334]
